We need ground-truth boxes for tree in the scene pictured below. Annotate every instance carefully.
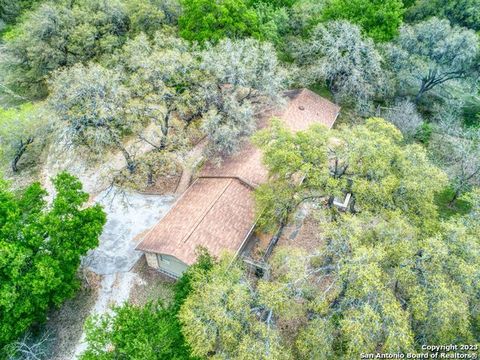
[250,0,297,8]
[0,0,130,98]
[385,18,479,103]
[178,196,480,358]
[254,117,447,230]
[0,0,41,24]
[0,103,48,172]
[253,2,289,45]
[48,63,139,173]
[322,0,404,42]
[179,0,261,43]
[200,38,287,157]
[118,31,211,153]
[125,0,167,36]
[318,208,478,353]
[429,123,480,204]
[294,21,385,112]
[124,0,181,36]
[179,256,290,359]
[119,34,286,159]
[406,0,480,31]
[0,172,106,350]
[384,99,424,139]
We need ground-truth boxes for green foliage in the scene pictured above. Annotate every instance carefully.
[48,63,141,171]
[322,0,404,42]
[406,0,480,31]
[254,117,447,230]
[254,2,289,44]
[0,172,106,352]
[320,209,479,353]
[1,0,130,98]
[179,256,290,359]
[124,0,181,36]
[125,0,166,36]
[173,248,214,310]
[200,37,286,157]
[429,124,480,203]
[81,302,191,360]
[250,0,297,8]
[117,31,210,151]
[385,18,479,102]
[288,0,327,37]
[80,250,213,360]
[178,195,480,357]
[413,122,433,144]
[0,0,42,24]
[179,0,261,43]
[435,186,473,218]
[294,20,385,112]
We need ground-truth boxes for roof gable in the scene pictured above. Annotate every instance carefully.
[136,177,255,265]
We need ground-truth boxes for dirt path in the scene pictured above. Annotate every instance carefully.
[70,188,175,359]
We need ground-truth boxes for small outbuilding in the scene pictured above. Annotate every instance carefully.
[136,89,340,278]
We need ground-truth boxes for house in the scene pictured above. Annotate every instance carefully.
[136,89,340,278]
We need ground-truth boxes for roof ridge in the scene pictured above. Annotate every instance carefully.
[199,175,256,189]
[136,177,201,251]
[180,178,233,244]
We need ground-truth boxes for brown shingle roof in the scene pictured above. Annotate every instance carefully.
[136,177,256,265]
[136,89,339,264]
[200,89,339,185]
[279,89,340,131]
[200,142,268,187]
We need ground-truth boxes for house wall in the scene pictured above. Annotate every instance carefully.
[157,254,189,278]
[145,252,159,269]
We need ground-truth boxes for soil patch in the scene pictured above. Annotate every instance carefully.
[129,257,176,307]
[45,284,99,360]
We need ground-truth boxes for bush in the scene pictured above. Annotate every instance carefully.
[414,122,433,144]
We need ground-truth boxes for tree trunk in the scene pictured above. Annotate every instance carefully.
[115,141,136,174]
[11,137,34,172]
[147,164,154,186]
[415,81,428,104]
[109,129,136,173]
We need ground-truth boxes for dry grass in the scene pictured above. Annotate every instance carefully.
[277,211,325,253]
[128,257,176,307]
[45,273,100,360]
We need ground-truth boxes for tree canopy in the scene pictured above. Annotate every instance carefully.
[0,172,105,351]
[0,103,48,172]
[322,0,404,42]
[179,256,289,360]
[179,0,260,43]
[201,38,287,157]
[385,18,479,102]
[294,21,384,111]
[178,203,480,358]
[1,0,480,357]
[49,63,139,172]
[407,0,480,31]
[0,0,130,98]
[254,117,446,230]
